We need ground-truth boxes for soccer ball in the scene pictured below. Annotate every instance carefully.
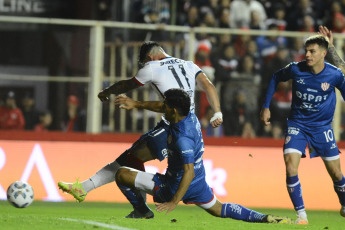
[7,181,34,208]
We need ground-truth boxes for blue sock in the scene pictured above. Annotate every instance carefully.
[117,184,151,214]
[221,203,266,222]
[334,175,345,206]
[286,175,305,211]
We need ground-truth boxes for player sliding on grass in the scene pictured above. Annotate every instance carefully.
[260,29,345,225]
[111,88,292,224]
[58,41,222,219]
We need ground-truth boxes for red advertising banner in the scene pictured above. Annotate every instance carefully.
[0,140,343,210]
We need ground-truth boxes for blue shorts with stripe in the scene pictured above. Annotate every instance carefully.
[284,120,340,159]
[152,173,214,205]
[130,120,169,161]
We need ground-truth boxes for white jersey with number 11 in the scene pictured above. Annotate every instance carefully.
[133,57,203,113]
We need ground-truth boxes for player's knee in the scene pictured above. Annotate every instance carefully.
[330,170,343,181]
[285,164,298,176]
[115,167,129,184]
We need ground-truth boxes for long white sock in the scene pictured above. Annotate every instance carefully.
[81,161,121,193]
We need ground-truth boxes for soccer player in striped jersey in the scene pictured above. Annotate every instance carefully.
[58,41,222,218]
[260,33,345,224]
[114,88,292,224]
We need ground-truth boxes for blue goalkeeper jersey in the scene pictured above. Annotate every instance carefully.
[263,61,345,129]
[165,112,206,200]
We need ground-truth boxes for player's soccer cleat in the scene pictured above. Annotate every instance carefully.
[295,215,308,225]
[263,215,293,224]
[58,179,87,202]
[125,209,154,219]
[340,206,345,217]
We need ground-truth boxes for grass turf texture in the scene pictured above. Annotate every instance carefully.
[1,201,344,230]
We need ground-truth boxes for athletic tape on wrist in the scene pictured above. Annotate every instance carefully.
[210,112,223,123]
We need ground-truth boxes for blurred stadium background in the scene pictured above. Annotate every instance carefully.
[0,0,345,210]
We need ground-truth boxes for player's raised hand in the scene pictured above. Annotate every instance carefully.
[98,90,110,102]
[155,202,177,215]
[210,112,223,128]
[318,26,333,47]
[260,108,271,126]
[114,94,137,110]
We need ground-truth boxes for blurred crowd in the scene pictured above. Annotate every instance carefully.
[3,0,345,138]
[0,91,86,132]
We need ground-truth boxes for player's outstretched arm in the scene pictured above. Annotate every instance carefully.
[98,78,141,102]
[319,26,345,74]
[115,94,164,113]
[196,72,223,128]
[155,163,194,215]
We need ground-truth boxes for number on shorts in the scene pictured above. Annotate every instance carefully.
[323,129,334,142]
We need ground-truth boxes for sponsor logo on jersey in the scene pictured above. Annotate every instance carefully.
[297,79,305,84]
[296,91,328,103]
[287,127,299,135]
[321,82,330,91]
[307,88,317,92]
[182,149,193,154]
[285,136,291,144]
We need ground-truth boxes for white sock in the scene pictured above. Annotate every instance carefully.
[81,161,121,193]
[297,210,307,219]
[81,179,95,193]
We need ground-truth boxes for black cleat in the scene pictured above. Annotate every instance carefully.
[125,209,154,219]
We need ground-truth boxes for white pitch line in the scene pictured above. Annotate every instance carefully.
[60,217,137,230]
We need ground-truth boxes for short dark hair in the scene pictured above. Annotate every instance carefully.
[305,35,329,50]
[138,41,160,68]
[164,89,190,116]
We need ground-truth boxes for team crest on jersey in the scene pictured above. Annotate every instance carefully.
[321,82,330,91]
[285,136,291,144]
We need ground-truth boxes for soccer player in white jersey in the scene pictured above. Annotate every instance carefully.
[58,41,223,218]
[260,33,345,224]
[114,88,292,224]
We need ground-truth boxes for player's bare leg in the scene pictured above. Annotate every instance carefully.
[323,158,345,217]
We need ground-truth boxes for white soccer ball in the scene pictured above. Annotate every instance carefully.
[7,181,34,208]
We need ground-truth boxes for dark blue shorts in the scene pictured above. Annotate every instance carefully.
[152,173,214,205]
[130,120,169,161]
[283,120,340,160]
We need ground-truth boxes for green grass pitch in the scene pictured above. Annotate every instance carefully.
[1,201,344,230]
